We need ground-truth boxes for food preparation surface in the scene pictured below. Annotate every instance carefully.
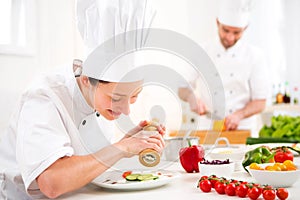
[58,154,300,200]
[169,130,251,144]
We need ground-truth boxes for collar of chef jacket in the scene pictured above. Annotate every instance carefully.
[214,37,245,57]
[65,65,116,152]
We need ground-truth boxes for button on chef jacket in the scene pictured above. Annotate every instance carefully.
[198,37,269,130]
[0,65,115,199]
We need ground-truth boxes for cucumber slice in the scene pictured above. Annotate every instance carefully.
[137,174,159,181]
[125,173,159,181]
[125,174,141,181]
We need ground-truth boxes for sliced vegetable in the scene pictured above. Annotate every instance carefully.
[122,170,132,178]
[125,173,159,181]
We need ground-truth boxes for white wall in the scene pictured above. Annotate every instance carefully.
[0,0,84,134]
[1,0,300,135]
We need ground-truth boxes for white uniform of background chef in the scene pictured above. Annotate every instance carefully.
[0,0,165,199]
[178,0,270,133]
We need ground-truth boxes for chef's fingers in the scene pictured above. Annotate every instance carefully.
[126,120,148,137]
[225,119,238,131]
[155,124,166,136]
[144,138,165,153]
[148,134,165,148]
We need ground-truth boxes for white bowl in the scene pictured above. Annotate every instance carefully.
[209,147,245,161]
[246,163,300,187]
[208,147,246,171]
[199,162,235,178]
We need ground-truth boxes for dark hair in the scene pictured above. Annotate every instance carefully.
[88,77,110,86]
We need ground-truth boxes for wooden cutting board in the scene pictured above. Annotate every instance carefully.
[168,130,251,144]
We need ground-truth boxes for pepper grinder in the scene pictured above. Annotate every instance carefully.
[139,121,161,167]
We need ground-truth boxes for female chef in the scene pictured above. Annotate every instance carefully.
[0,0,163,199]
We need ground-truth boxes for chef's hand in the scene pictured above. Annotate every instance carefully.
[124,120,166,138]
[224,112,243,130]
[117,120,166,157]
[187,94,207,115]
[116,132,165,158]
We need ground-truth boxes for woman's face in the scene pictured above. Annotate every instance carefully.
[93,81,143,120]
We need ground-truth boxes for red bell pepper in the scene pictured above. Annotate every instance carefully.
[179,140,205,173]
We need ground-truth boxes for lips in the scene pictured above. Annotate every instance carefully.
[108,109,121,118]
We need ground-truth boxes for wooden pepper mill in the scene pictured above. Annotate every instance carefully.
[139,120,161,167]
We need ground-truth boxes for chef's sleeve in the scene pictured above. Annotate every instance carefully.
[16,95,74,191]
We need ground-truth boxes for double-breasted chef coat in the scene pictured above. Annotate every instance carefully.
[196,38,269,131]
[0,65,115,199]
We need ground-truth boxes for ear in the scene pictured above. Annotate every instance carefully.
[80,76,90,88]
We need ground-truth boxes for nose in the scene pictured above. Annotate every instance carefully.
[120,101,131,115]
[225,32,235,42]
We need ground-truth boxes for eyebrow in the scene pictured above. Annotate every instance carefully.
[112,88,143,97]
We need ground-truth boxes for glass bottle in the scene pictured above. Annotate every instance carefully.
[283,81,291,104]
[276,83,284,104]
[293,87,299,105]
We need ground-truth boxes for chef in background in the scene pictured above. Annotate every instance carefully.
[0,0,165,199]
[178,0,270,132]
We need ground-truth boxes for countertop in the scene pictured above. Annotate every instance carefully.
[56,150,300,200]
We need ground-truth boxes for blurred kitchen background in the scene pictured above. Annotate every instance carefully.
[1,0,300,138]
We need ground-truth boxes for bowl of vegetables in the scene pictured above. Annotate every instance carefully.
[246,161,300,187]
[199,159,235,178]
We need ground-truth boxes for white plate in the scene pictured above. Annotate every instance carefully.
[92,170,180,190]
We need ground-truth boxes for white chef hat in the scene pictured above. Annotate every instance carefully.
[76,0,156,82]
[217,0,253,28]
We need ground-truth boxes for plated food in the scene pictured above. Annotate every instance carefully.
[92,170,180,190]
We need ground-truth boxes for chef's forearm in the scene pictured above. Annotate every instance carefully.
[36,144,125,199]
[235,99,266,119]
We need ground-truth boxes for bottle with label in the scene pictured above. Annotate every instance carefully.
[276,83,284,104]
[139,120,161,167]
[283,81,291,104]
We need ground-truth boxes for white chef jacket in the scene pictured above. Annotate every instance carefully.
[192,38,269,130]
[0,65,115,199]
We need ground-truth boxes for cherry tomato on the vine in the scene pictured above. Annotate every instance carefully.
[225,182,236,196]
[276,188,289,200]
[214,181,226,195]
[248,187,261,200]
[199,179,212,193]
[208,175,218,188]
[262,189,276,200]
[235,184,248,198]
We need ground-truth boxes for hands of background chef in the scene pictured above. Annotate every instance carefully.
[117,120,166,157]
[187,94,207,115]
[224,112,244,131]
